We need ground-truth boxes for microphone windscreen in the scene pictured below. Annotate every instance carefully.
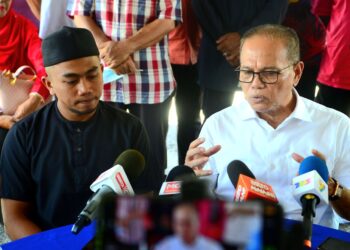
[114,149,145,180]
[299,156,329,182]
[227,160,255,188]
[166,165,196,181]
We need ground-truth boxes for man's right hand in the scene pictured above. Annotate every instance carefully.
[185,138,221,177]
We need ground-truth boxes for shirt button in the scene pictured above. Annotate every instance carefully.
[77,147,82,152]
[76,128,81,133]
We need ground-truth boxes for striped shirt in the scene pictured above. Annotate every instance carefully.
[68,0,182,104]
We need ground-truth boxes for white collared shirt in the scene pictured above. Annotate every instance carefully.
[199,91,350,228]
[155,235,223,250]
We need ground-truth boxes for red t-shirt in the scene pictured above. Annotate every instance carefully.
[312,0,350,90]
[0,10,49,99]
[168,0,201,65]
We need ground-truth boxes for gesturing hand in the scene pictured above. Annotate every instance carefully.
[292,149,326,163]
[185,138,221,177]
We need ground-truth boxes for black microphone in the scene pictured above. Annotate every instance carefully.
[227,160,255,188]
[71,149,145,234]
[227,160,278,203]
[166,165,196,181]
[159,165,196,196]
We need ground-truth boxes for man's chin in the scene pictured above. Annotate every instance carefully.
[250,102,270,113]
[70,106,98,116]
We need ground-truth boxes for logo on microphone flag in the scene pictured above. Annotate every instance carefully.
[116,172,128,191]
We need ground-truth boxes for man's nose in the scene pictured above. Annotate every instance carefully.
[250,72,265,89]
[77,78,92,95]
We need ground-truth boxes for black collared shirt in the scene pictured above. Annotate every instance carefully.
[0,101,150,230]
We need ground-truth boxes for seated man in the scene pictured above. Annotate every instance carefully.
[185,24,350,229]
[0,27,150,240]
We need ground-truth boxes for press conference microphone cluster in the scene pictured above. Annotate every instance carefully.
[71,149,145,235]
[292,156,329,248]
[227,160,278,203]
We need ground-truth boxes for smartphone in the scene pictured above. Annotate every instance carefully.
[317,237,350,250]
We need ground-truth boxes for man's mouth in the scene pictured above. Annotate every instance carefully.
[250,95,266,103]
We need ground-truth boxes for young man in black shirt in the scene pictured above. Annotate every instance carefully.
[0,27,151,240]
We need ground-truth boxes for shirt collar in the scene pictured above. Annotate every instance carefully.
[237,88,312,122]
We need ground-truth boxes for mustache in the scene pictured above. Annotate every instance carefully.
[74,96,99,105]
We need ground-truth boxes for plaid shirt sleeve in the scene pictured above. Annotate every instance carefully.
[157,0,182,22]
[68,0,95,17]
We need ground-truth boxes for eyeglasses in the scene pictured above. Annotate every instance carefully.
[234,64,294,84]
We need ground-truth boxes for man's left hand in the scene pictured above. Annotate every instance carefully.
[292,149,326,163]
[13,94,43,122]
[113,56,138,75]
[99,40,133,69]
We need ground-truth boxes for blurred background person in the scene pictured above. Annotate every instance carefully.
[0,0,50,150]
[312,0,350,116]
[192,0,288,119]
[168,0,201,164]
[283,0,326,100]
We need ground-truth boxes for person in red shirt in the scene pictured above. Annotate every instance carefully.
[0,0,50,149]
[312,0,350,116]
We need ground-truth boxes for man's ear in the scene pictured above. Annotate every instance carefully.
[293,61,304,87]
[42,76,55,96]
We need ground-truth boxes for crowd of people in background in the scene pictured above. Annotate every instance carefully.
[1,0,350,242]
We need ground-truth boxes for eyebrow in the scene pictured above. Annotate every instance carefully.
[62,66,99,78]
[240,66,280,71]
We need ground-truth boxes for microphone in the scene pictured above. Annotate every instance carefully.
[227,160,278,203]
[292,156,329,248]
[71,149,145,235]
[158,165,196,196]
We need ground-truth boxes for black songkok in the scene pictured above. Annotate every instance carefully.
[42,26,99,67]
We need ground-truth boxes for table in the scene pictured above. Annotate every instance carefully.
[1,220,350,250]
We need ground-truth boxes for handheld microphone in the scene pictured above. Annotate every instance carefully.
[71,149,145,235]
[159,165,196,196]
[227,160,278,203]
[292,156,329,248]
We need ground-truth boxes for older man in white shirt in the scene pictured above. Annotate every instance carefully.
[185,24,350,229]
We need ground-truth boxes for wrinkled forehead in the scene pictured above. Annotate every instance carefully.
[240,35,289,67]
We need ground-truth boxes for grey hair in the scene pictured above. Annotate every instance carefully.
[240,24,300,64]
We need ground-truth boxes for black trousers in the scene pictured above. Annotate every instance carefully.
[201,87,235,120]
[0,128,8,223]
[315,83,350,117]
[113,96,173,191]
[0,128,8,153]
[172,64,201,164]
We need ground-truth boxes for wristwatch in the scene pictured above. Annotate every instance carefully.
[329,178,344,201]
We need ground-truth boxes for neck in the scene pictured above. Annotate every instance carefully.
[183,236,196,245]
[258,93,297,129]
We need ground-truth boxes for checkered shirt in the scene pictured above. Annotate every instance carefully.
[68,0,182,104]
